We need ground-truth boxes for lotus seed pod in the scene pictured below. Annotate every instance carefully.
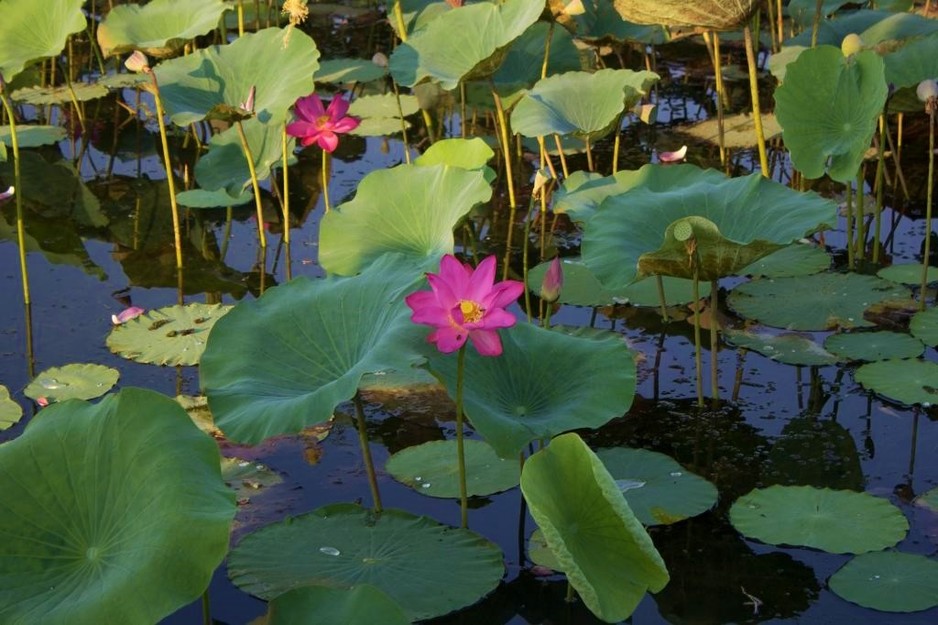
[841,33,863,57]
[916,79,938,102]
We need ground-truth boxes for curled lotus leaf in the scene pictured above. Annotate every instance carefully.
[97,0,228,58]
[0,0,86,82]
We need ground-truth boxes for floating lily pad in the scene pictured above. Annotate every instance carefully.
[427,323,636,458]
[106,303,232,366]
[878,263,938,285]
[910,307,938,346]
[316,58,389,84]
[774,46,887,182]
[829,551,938,612]
[175,187,253,208]
[221,457,283,502]
[267,584,411,625]
[521,433,669,622]
[200,255,424,444]
[97,0,228,58]
[0,0,86,82]
[621,276,710,307]
[319,164,491,276]
[23,363,120,403]
[228,503,505,621]
[724,330,840,366]
[824,331,924,362]
[727,273,910,331]
[0,125,66,148]
[675,112,782,148]
[12,82,109,106]
[738,243,830,278]
[0,388,235,624]
[0,386,22,431]
[595,447,718,526]
[916,486,938,513]
[387,439,520,498]
[854,359,938,406]
[729,485,908,554]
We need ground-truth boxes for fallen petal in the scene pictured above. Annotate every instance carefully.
[112,306,145,325]
[659,145,688,163]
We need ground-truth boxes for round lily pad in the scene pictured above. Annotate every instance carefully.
[107,303,231,366]
[386,439,520,498]
[595,447,718,526]
[910,307,938,346]
[738,243,831,278]
[725,330,840,366]
[0,385,22,431]
[829,551,938,612]
[727,273,910,331]
[221,457,283,503]
[824,331,924,362]
[24,363,120,403]
[729,485,908,554]
[267,584,411,625]
[878,263,938,285]
[228,503,505,621]
[854,359,938,406]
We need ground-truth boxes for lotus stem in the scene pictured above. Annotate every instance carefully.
[536,136,558,181]
[492,87,519,280]
[237,0,245,36]
[873,114,886,263]
[148,74,184,270]
[692,257,704,408]
[220,206,233,261]
[234,119,267,248]
[201,589,211,625]
[391,81,412,163]
[811,0,824,48]
[846,179,854,270]
[321,148,333,212]
[743,24,769,177]
[655,275,668,323]
[584,137,594,172]
[540,20,554,80]
[920,104,935,311]
[710,279,719,406]
[0,86,31,305]
[856,167,866,261]
[393,0,409,41]
[553,134,569,177]
[455,344,469,528]
[353,392,383,513]
[776,0,785,45]
[280,125,290,245]
[703,31,727,167]
[612,128,621,174]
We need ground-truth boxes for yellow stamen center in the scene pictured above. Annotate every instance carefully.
[459,300,484,324]
[316,114,332,129]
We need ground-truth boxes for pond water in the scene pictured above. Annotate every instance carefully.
[1,2,937,624]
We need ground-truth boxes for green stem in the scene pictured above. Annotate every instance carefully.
[354,392,383,512]
[391,81,412,164]
[920,105,935,311]
[201,589,211,625]
[492,87,518,280]
[321,148,332,212]
[235,119,267,248]
[692,258,704,408]
[846,179,854,270]
[873,114,886,263]
[281,125,290,245]
[0,87,30,305]
[455,344,469,528]
[656,275,668,323]
[856,167,866,261]
[710,279,719,405]
[148,75,184,270]
[743,23,769,177]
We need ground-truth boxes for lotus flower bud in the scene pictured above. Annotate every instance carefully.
[917,79,938,103]
[124,50,150,73]
[532,167,552,199]
[841,33,863,57]
[541,257,564,303]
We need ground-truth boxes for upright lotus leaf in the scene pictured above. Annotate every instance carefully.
[97,0,228,58]
[200,255,426,444]
[229,504,505,621]
[0,0,85,82]
[319,164,492,276]
[581,165,838,289]
[268,585,411,625]
[729,486,908,554]
[316,58,389,85]
[414,137,494,170]
[347,93,419,136]
[0,388,235,624]
[426,323,636,458]
[521,433,669,622]
[511,69,659,140]
[491,21,583,96]
[568,0,669,44]
[788,10,938,49]
[829,551,938,613]
[611,0,756,30]
[774,46,887,182]
[389,0,545,90]
[883,32,938,90]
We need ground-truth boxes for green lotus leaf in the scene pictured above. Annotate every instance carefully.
[228,503,504,621]
[0,125,66,148]
[878,262,938,285]
[511,69,659,140]
[788,10,938,49]
[415,137,494,170]
[916,486,938,513]
[727,273,911,331]
[581,165,838,288]
[569,0,669,44]
[0,388,235,624]
[854,358,938,406]
[829,551,938,612]
[491,21,583,95]
[268,584,411,625]
[910,306,938,346]
[0,0,86,82]
[738,242,830,278]
[106,303,232,366]
[387,439,520,498]
[389,0,452,39]
[347,93,418,137]
[729,485,908,554]
[786,0,854,26]
[389,0,545,90]
[427,323,636,458]
[97,0,226,58]
[154,27,319,127]
[175,187,253,208]
[221,457,283,503]
[675,112,782,148]
[774,46,887,182]
[200,255,424,444]
[724,330,840,367]
[23,364,120,403]
[883,32,938,90]
[317,58,389,84]
[0,386,22,431]
[521,433,669,622]
[319,164,491,276]
[612,0,756,30]
[595,447,718,526]
[528,528,564,572]
[824,331,924,362]
[552,168,664,223]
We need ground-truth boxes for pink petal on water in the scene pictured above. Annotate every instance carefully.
[36,397,49,407]
[112,306,145,325]
[658,145,688,163]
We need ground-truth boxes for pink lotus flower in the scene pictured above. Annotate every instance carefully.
[286,93,360,153]
[405,255,524,356]
[540,257,564,303]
